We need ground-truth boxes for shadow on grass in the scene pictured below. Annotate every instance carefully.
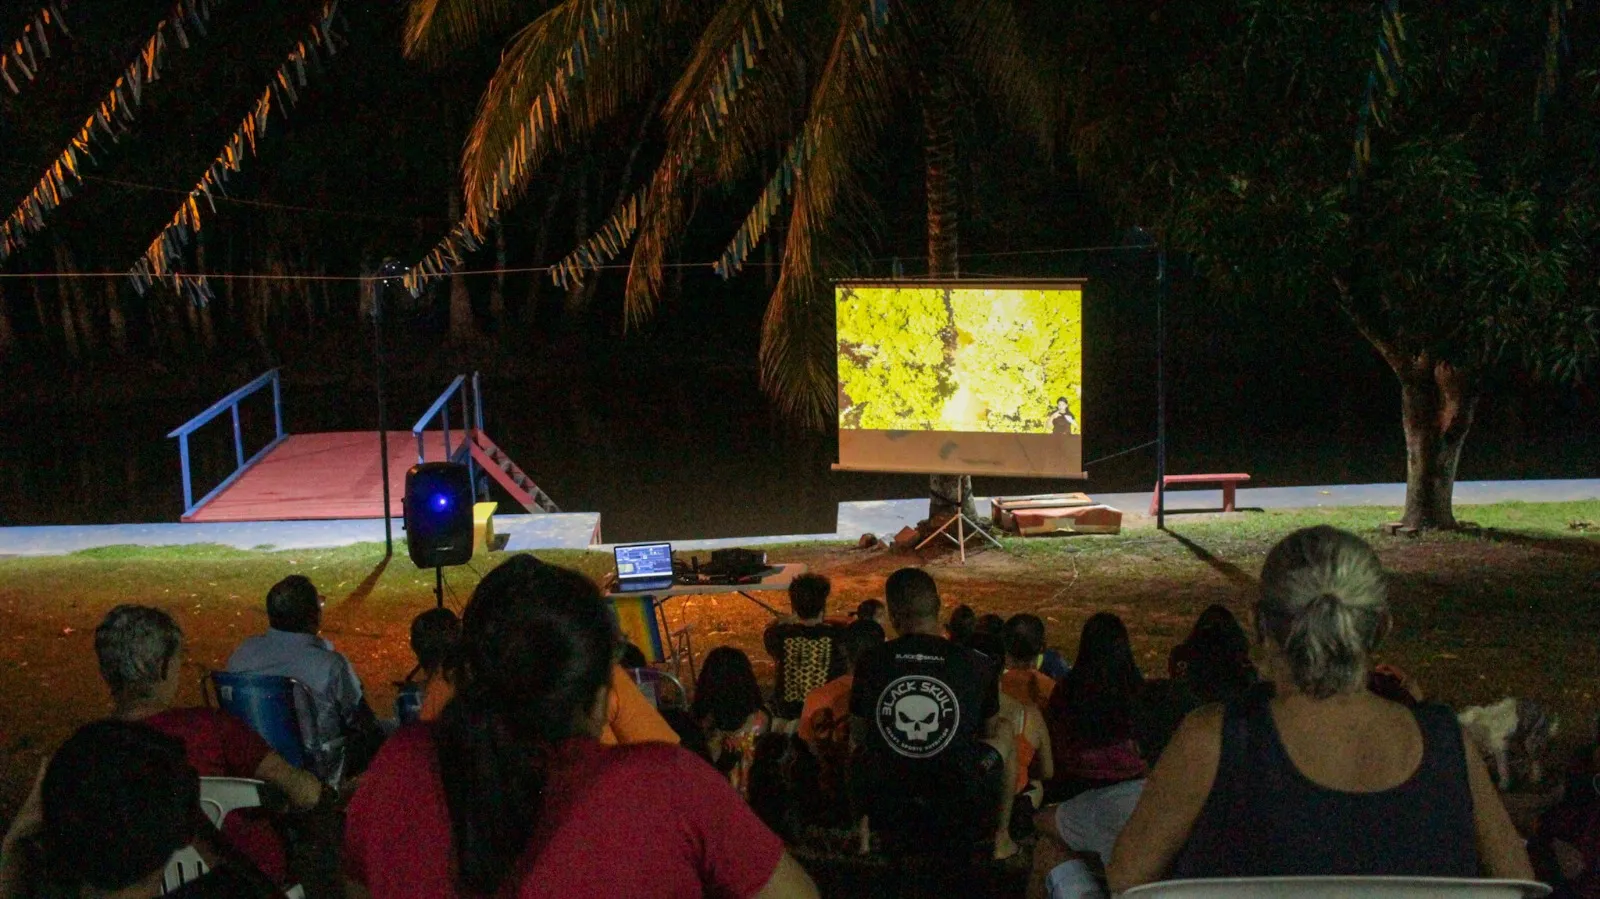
[341,554,391,606]
[1163,529,1257,586]
[1467,527,1600,559]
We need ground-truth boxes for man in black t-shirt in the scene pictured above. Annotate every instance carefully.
[849,568,1018,859]
[763,573,843,718]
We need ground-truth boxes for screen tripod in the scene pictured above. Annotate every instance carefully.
[915,476,1002,564]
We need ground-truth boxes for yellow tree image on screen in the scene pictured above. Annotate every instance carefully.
[836,285,1082,433]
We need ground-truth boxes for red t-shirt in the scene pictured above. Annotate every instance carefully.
[141,707,287,883]
[344,725,785,899]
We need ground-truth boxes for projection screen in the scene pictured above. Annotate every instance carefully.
[834,280,1085,478]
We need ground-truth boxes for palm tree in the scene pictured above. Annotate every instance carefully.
[406,0,1055,521]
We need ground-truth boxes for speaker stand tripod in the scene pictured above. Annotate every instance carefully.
[915,477,1002,564]
[434,567,444,609]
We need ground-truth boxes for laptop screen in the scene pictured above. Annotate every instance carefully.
[614,542,673,585]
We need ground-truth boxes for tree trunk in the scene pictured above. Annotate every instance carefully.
[922,66,977,525]
[103,279,127,355]
[489,222,506,332]
[52,240,86,359]
[447,190,475,344]
[1396,355,1478,530]
[194,228,216,350]
[564,161,591,315]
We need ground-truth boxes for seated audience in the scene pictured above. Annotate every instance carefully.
[344,556,817,898]
[38,719,279,898]
[0,606,322,893]
[1167,604,1258,705]
[798,620,885,755]
[1533,736,1600,897]
[763,574,842,718]
[617,641,650,670]
[1002,613,1059,710]
[853,599,886,627]
[1045,613,1149,802]
[977,613,1006,641]
[403,607,461,718]
[227,575,382,778]
[946,603,978,646]
[850,569,1019,859]
[694,647,774,800]
[419,560,680,747]
[1108,526,1532,891]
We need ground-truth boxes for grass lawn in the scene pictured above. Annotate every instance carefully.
[1,500,1597,835]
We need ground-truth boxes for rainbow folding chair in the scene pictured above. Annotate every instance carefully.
[610,595,695,684]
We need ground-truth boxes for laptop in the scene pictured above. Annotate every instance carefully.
[612,542,676,593]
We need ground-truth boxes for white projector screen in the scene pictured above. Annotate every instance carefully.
[834,280,1085,478]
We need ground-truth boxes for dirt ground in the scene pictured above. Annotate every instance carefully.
[2,509,1598,840]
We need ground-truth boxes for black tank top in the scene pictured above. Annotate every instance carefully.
[1171,692,1478,878]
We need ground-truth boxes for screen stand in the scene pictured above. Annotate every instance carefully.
[916,477,1002,564]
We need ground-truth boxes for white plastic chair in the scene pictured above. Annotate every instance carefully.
[198,776,264,829]
[1121,877,1551,898]
[160,777,306,898]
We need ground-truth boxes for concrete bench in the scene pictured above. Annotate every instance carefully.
[1150,473,1252,514]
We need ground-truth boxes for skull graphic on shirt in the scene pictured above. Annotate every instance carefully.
[875,675,959,758]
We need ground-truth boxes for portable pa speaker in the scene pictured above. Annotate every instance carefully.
[404,462,474,568]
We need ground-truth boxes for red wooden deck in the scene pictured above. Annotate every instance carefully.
[183,431,450,522]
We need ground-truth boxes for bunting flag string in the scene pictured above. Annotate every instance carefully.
[128,1,344,306]
[0,0,219,262]
[713,0,888,279]
[405,0,634,297]
[546,0,787,290]
[1346,0,1404,193]
[2,3,73,96]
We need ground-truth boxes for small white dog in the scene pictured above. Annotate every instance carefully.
[1458,698,1558,791]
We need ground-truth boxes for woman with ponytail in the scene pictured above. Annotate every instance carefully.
[344,555,817,899]
[1108,526,1532,892]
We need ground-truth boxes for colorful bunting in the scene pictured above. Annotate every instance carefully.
[1346,0,1404,193]
[1,3,73,96]
[713,0,887,280]
[548,0,788,289]
[1,0,216,262]
[128,1,344,306]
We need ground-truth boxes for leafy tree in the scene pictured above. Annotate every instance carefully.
[1053,0,1598,528]
[404,0,1055,520]
[836,286,952,430]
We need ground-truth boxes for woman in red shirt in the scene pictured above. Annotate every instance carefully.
[344,555,817,899]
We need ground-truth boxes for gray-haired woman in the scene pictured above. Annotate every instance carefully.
[1107,526,1531,892]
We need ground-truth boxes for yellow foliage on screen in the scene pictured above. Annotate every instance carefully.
[837,285,1083,434]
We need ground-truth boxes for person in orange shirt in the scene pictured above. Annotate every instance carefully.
[796,620,884,752]
[999,613,1057,709]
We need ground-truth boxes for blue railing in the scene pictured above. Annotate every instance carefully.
[169,369,286,517]
[413,375,480,486]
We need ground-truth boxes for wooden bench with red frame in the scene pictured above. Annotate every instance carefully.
[1150,473,1252,514]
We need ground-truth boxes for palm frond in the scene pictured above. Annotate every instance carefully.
[948,0,1058,155]
[717,0,900,282]
[1346,0,1405,192]
[403,0,520,65]
[1535,0,1575,125]
[753,0,906,426]
[551,0,791,319]
[461,0,666,236]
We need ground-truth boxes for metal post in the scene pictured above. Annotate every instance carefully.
[271,371,283,440]
[372,275,393,557]
[1156,243,1168,531]
[231,405,245,468]
[442,404,451,460]
[435,566,444,609]
[473,371,484,432]
[178,435,194,515]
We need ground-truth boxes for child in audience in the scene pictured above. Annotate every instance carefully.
[763,574,843,718]
[946,603,978,645]
[977,613,1006,640]
[405,607,461,717]
[797,621,885,754]
[344,555,818,899]
[1167,604,1258,704]
[853,599,886,627]
[694,647,773,800]
[1045,613,1149,802]
[1002,613,1058,710]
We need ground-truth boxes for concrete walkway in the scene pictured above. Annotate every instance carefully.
[0,479,1594,557]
